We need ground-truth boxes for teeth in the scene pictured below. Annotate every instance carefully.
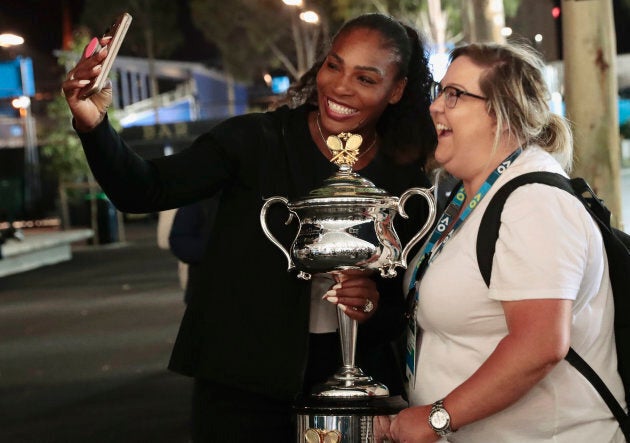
[435,123,451,132]
[328,100,356,115]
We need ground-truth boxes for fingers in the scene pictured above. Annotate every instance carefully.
[83,37,101,58]
[389,414,400,441]
[374,415,394,442]
[323,271,378,321]
[62,41,109,98]
[60,36,114,132]
[90,83,113,111]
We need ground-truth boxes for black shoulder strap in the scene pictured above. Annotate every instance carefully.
[566,348,630,436]
[476,171,630,438]
[476,171,573,287]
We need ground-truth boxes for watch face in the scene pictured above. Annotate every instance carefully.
[430,409,450,429]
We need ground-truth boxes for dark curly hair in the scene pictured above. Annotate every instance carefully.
[276,13,437,166]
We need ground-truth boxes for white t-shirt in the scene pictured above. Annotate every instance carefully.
[405,146,626,442]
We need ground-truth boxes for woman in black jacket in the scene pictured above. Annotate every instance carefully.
[62,13,436,442]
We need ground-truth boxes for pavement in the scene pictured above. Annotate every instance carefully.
[0,220,193,443]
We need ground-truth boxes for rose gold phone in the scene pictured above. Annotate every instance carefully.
[79,12,132,99]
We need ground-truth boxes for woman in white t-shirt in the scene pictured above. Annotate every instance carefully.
[387,42,626,442]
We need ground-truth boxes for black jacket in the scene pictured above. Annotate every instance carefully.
[78,104,431,401]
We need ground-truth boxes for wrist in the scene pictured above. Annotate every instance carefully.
[72,114,105,133]
[428,398,454,438]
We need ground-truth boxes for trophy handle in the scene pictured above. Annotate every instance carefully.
[398,186,437,268]
[260,196,296,272]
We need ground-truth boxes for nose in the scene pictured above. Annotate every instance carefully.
[429,95,444,115]
[331,74,353,95]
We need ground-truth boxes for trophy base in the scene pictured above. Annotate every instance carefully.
[310,366,389,398]
[295,394,408,443]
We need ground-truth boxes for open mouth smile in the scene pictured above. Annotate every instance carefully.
[435,123,452,136]
[326,99,358,117]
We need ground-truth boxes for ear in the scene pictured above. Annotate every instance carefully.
[388,77,407,104]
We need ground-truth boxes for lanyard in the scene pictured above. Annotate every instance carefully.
[407,147,523,293]
[403,148,522,389]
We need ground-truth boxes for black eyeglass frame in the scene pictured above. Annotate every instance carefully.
[431,82,487,108]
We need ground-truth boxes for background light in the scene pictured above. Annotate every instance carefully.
[11,96,31,109]
[299,11,319,24]
[551,6,561,19]
[0,33,25,48]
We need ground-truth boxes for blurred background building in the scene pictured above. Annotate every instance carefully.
[0,0,629,228]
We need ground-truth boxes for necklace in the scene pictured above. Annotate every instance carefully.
[316,113,377,167]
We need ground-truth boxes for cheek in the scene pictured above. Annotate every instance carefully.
[315,69,327,92]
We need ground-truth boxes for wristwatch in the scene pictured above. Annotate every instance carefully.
[428,399,453,437]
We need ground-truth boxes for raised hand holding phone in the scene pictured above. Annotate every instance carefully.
[61,12,132,132]
[79,12,132,99]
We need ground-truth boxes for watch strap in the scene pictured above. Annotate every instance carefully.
[429,399,453,437]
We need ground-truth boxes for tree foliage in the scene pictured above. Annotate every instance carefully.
[189,0,335,80]
[79,0,181,59]
[189,0,286,80]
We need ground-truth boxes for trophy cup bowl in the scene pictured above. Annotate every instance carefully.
[260,165,436,282]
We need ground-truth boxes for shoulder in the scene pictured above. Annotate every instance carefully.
[481,145,596,239]
[487,146,569,206]
[490,169,596,245]
[205,105,308,142]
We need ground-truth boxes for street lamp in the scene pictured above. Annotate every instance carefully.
[299,11,319,24]
[282,0,323,78]
[11,93,40,215]
[1,33,40,216]
[0,33,24,48]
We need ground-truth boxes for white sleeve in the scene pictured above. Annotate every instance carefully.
[487,184,594,301]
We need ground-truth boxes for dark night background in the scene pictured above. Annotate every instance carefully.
[0,0,629,109]
[1,0,629,98]
[0,0,219,98]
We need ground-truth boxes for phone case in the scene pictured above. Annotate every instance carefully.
[79,12,132,99]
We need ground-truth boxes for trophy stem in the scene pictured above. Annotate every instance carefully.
[310,305,389,398]
[338,305,357,368]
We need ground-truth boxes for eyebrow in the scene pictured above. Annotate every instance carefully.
[328,52,385,77]
[442,82,476,92]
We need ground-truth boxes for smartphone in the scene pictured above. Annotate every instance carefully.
[79,12,132,99]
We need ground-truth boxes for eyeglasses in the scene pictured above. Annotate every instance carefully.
[430,82,487,108]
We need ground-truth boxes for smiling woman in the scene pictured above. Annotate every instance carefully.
[393,42,626,443]
[59,12,437,442]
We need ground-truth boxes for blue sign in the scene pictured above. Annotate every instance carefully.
[0,57,36,98]
[271,76,290,94]
[619,98,630,124]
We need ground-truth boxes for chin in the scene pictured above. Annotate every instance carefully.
[433,150,449,167]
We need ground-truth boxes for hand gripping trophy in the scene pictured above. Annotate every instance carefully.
[260,130,436,442]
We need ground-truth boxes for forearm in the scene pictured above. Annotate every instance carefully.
[77,117,162,213]
[390,330,565,442]
[443,332,564,430]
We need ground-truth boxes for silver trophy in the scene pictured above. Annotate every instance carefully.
[260,131,436,441]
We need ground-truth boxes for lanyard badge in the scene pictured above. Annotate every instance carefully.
[404,147,522,390]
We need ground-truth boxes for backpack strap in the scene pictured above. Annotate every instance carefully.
[476,171,630,438]
[566,348,630,437]
[476,171,573,286]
